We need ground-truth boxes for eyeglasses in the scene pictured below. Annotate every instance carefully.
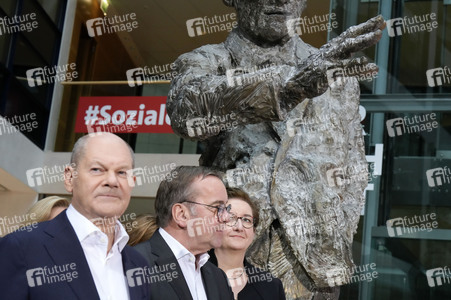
[181,200,232,222]
[226,213,254,229]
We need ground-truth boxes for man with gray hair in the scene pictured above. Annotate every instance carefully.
[135,165,234,300]
[0,133,150,299]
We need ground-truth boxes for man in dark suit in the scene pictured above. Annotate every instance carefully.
[0,133,150,299]
[135,166,234,300]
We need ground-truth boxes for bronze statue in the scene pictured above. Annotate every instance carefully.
[168,0,385,299]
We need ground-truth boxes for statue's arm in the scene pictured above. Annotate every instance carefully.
[168,15,385,140]
[167,48,294,140]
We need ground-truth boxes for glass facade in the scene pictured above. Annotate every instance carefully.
[332,1,451,299]
[0,0,67,149]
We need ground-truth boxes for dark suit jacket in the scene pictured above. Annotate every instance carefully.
[238,260,286,300]
[134,230,234,300]
[209,250,286,300]
[0,211,150,300]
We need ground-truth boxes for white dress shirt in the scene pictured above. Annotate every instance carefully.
[159,228,209,300]
[66,205,130,300]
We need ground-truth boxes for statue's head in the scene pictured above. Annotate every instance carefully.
[223,0,307,47]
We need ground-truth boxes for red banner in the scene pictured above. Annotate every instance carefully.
[75,96,173,133]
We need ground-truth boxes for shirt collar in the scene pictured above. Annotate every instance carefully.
[159,228,210,268]
[66,204,129,252]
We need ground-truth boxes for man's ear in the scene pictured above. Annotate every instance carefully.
[64,166,75,193]
[172,203,190,228]
[223,0,234,7]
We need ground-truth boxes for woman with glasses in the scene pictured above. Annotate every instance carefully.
[209,187,286,300]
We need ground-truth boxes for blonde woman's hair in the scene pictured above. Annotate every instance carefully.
[24,196,70,225]
[126,214,158,246]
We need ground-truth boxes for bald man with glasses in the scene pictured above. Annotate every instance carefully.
[135,166,234,300]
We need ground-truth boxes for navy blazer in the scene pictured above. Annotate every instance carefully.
[0,211,150,300]
[134,230,234,300]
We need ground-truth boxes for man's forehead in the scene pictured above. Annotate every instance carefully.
[191,175,227,197]
[81,136,133,163]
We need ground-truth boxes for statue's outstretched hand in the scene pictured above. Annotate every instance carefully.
[283,15,385,104]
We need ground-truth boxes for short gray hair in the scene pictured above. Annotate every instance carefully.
[155,166,223,227]
[70,133,135,168]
